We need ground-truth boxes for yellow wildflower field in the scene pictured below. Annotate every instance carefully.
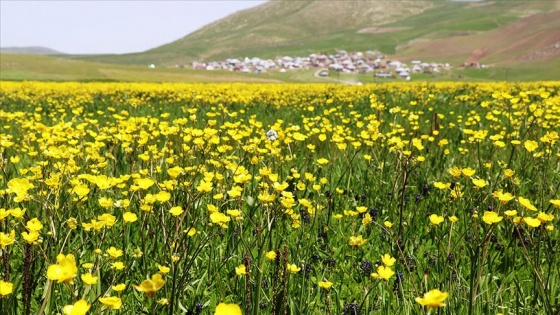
[0,81,559,314]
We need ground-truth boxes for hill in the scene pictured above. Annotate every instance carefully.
[0,46,65,55]
[75,0,560,72]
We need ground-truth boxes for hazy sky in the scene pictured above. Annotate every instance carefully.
[1,0,267,54]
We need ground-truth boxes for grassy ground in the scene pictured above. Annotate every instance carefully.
[0,54,284,83]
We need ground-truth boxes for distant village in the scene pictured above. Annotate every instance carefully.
[186,50,453,80]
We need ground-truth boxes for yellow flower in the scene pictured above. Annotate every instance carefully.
[362,213,372,225]
[169,206,184,216]
[318,280,333,290]
[81,273,98,285]
[524,217,541,228]
[504,210,518,217]
[316,158,329,165]
[550,199,560,208]
[112,283,126,292]
[99,296,122,310]
[133,273,165,297]
[537,212,554,222]
[384,221,393,228]
[355,206,367,213]
[381,254,396,267]
[482,211,503,225]
[462,167,476,177]
[415,289,449,309]
[371,265,395,280]
[448,167,462,178]
[25,218,43,231]
[287,263,301,273]
[524,140,538,152]
[215,303,242,315]
[155,191,171,202]
[135,178,155,190]
[0,280,13,296]
[184,227,196,236]
[449,215,458,223]
[123,212,138,223]
[0,230,16,248]
[82,263,94,269]
[196,179,213,193]
[472,178,487,188]
[98,197,113,209]
[157,264,171,274]
[63,299,91,315]
[349,235,367,247]
[67,217,78,229]
[210,212,230,228]
[72,184,90,199]
[22,230,40,244]
[47,254,78,284]
[434,182,451,190]
[9,207,25,219]
[450,188,464,199]
[7,177,34,200]
[266,251,277,260]
[493,190,514,204]
[504,169,515,178]
[226,209,242,218]
[111,261,125,270]
[429,214,444,225]
[235,264,246,276]
[518,197,537,211]
[0,208,10,221]
[106,247,123,259]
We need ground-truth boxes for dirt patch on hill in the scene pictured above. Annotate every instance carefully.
[357,27,410,34]
[395,11,560,65]
[468,1,494,8]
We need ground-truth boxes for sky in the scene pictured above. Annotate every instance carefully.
[0,0,267,54]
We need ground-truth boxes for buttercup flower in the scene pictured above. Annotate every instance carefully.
[0,230,16,248]
[482,211,503,225]
[99,296,122,310]
[133,273,165,297]
[266,251,277,260]
[63,299,90,315]
[235,264,246,276]
[381,254,396,267]
[371,265,395,280]
[0,280,13,296]
[415,289,449,309]
[349,235,367,247]
[524,217,541,228]
[518,197,537,211]
[429,214,444,225]
[287,263,301,273]
[47,254,78,284]
[318,280,333,290]
[215,303,242,315]
[81,273,98,285]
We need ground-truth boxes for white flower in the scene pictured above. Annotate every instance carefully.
[266,129,278,141]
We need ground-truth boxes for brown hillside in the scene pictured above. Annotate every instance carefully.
[396,11,560,66]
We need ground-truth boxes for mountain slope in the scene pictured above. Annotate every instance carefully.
[57,0,560,72]
[76,0,434,65]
